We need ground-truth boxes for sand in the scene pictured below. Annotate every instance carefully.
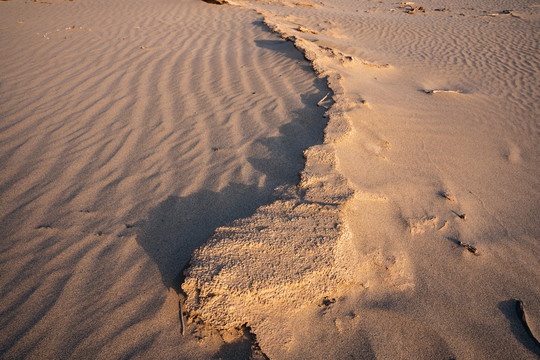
[1,0,539,358]
[1,0,327,357]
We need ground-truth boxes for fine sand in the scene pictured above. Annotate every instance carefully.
[1,0,327,357]
[1,0,540,359]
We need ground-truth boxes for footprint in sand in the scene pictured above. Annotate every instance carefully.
[408,216,438,235]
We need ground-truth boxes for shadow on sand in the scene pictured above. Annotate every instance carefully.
[498,299,540,357]
[135,78,327,356]
[135,88,327,290]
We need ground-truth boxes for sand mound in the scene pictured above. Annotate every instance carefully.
[183,191,354,328]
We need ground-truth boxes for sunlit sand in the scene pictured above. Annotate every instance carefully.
[1,0,539,358]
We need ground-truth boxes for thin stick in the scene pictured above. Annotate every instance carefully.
[424,89,463,94]
[458,241,479,255]
[317,92,331,108]
[179,299,185,335]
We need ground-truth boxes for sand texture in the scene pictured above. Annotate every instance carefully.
[2,0,540,358]
[1,0,328,357]
[182,0,540,358]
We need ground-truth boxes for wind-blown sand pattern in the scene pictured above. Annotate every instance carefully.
[0,0,331,357]
[1,0,540,358]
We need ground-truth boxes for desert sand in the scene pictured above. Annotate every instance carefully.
[1,0,539,359]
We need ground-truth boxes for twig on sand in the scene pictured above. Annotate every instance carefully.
[179,298,186,335]
[451,210,466,220]
[202,0,228,4]
[515,299,540,348]
[424,89,463,94]
[297,25,318,34]
[458,241,479,255]
[317,92,331,109]
[440,191,456,202]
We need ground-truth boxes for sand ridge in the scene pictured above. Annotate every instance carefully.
[180,0,415,357]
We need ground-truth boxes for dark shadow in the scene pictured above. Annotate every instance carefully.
[201,0,225,4]
[212,336,254,360]
[446,236,461,246]
[247,93,328,184]
[251,20,279,39]
[252,18,316,68]
[135,183,267,291]
[135,81,329,295]
[254,39,302,61]
[212,326,269,360]
[498,299,540,356]
[450,210,466,220]
[254,38,316,74]
[251,20,268,30]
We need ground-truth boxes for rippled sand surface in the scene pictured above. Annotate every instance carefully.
[1,0,539,358]
[0,0,327,357]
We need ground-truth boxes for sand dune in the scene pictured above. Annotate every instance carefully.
[1,0,539,358]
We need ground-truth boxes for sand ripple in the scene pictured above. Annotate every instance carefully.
[0,0,328,357]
